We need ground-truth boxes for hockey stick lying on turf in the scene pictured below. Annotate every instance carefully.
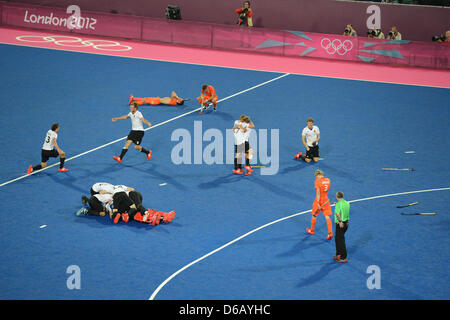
[382,168,415,171]
[396,201,419,208]
[401,212,436,215]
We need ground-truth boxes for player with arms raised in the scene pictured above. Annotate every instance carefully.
[112,102,152,163]
[306,169,333,240]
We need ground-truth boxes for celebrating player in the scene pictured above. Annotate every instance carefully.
[306,169,334,240]
[110,185,175,225]
[128,91,185,106]
[294,117,320,163]
[242,115,255,175]
[198,84,218,113]
[112,102,153,163]
[232,115,248,175]
[76,191,113,217]
[27,123,68,174]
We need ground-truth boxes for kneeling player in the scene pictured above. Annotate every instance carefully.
[198,84,218,113]
[294,117,320,163]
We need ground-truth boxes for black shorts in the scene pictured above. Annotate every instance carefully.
[113,192,134,213]
[234,141,250,154]
[127,130,145,145]
[128,191,143,206]
[41,149,59,163]
[90,188,97,196]
[305,145,319,159]
[88,196,104,212]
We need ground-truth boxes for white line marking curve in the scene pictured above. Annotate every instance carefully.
[148,187,450,300]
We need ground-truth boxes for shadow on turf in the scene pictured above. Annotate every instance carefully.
[276,234,329,258]
[296,261,343,288]
[248,176,305,201]
[198,173,243,189]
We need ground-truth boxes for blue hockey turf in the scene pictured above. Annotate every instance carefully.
[0,43,449,299]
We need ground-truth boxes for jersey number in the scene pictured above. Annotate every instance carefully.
[45,135,51,143]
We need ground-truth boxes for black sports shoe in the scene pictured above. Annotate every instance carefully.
[81,195,89,205]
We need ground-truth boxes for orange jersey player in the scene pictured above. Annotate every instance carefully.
[197,84,218,113]
[128,91,185,106]
[306,169,334,240]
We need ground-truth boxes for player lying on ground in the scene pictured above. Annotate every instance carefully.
[128,91,185,106]
[27,122,68,174]
[76,183,175,225]
[76,182,129,217]
[110,188,176,225]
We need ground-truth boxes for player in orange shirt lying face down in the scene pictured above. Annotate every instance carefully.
[128,91,185,106]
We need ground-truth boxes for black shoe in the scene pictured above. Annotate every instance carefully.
[81,195,89,205]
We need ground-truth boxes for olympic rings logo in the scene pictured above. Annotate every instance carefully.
[320,38,353,55]
[15,35,132,51]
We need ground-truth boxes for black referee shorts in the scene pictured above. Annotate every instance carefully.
[305,145,319,159]
[127,130,145,145]
[41,149,59,163]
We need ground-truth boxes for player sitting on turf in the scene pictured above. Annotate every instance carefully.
[128,91,185,106]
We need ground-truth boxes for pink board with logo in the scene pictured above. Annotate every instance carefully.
[1,2,449,69]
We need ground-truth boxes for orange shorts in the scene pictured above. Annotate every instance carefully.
[144,97,160,105]
[312,200,332,216]
[198,95,218,102]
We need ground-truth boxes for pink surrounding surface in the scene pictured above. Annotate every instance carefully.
[2,2,449,69]
[1,26,449,88]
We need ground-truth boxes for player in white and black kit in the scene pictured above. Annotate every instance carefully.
[233,115,254,175]
[112,102,152,163]
[89,182,115,196]
[110,184,175,225]
[294,117,321,163]
[76,192,113,217]
[27,123,68,174]
[242,115,255,176]
[77,182,116,217]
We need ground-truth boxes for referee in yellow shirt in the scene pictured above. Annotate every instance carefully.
[333,191,350,263]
